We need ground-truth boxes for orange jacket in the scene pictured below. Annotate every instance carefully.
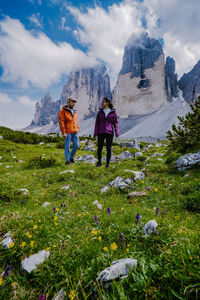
[59,106,80,135]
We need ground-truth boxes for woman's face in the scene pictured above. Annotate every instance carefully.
[102,100,109,108]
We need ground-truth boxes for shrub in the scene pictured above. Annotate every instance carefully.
[27,156,56,168]
[136,155,146,162]
[165,152,181,164]
[166,96,200,153]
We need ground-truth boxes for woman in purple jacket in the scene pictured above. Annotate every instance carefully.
[94,97,119,168]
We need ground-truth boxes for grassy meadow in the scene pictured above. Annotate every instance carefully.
[0,134,200,299]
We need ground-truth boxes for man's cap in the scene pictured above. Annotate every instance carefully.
[67,97,77,103]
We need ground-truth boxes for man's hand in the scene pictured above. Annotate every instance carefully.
[62,133,67,138]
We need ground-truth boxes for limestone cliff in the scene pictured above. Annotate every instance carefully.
[60,65,112,119]
[178,60,200,103]
[112,33,168,118]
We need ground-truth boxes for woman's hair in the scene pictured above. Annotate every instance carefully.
[103,97,113,109]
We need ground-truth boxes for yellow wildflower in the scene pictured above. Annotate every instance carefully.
[54,222,58,226]
[181,182,184,185]
[126,248,129,252]
[91,229,98,235]
[154,188,158,192]
[54,216,58,222]
[33,225,37,230]
[9,242,15,248]
[30,241,35,248]
[56,208,60,212]
[103,246,108,251]
[46,247,50,251]
[69,290,75,299]
[110,242,118,251]
[121,207,124,211]
[53,244,56,248]
[98,236,102,242]
[21,242,26,248]
[0,278,3,286]
[26,232,32,238]
[78,213,82,217]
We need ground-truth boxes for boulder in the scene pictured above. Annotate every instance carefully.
[21,250,50,273]
[175,151,200,171]
[97,258,137,288]
[124,170,145,180]
[128,191,147,199]
[143,220,157,237]
[0,232,13,248]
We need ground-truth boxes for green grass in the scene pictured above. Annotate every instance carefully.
[0,139,200,299]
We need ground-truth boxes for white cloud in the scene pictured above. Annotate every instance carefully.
[0,93,37,129]
[143,0,200,76]
[28,13,43,28]
[0,17,97,88]
[67,0,200,82]
[60,17,70,31]
[67,1,145,85]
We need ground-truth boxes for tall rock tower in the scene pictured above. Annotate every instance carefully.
[60,64,112,119]
[165,56,178,101]
[112,33,168,118]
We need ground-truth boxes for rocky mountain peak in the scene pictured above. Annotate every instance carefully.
[60,64,112,119]
[165,56,178,101]
[178,60,200,103]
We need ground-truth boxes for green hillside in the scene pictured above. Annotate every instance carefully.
[0,134,199,299]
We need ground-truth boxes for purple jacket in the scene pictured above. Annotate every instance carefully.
[94,109,119,137]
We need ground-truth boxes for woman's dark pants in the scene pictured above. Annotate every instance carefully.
[97,133,113,165]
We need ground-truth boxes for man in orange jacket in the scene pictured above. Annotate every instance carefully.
[59,97,80,165]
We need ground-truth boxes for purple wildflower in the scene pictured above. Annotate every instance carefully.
[145,186,150,191]
[130,177,134,181]
[63,204,66,208]
[131,186,133,191]
[61,203,63,207]
[21,200,25,204]
[156,207,160,215]
[56,193,58,197]
[136,213,141,224]
[119,232,126,248]
[107,208,111,215]
[53,207,56,211]
[39,295,46,300]
[4,265,12,277]
[94,216,98,225]
[162,209,168,215]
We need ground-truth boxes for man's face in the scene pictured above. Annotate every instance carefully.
[68,100,76,109]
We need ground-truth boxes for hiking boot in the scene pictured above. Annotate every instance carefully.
[96,162,102,167]
[65,161,70,165]
[70,158,75,163]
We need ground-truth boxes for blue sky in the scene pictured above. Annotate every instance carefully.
[0,0,200,129]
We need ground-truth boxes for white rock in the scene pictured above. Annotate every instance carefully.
[93,200,102,210]
[0,233,13,249]
[53,289,65,300]
[134,152,143,157]
[0,156,2,160]
[101,185,110,193]
[39,142,45,145]
[6,165,13,168]
[157,158,163,161]
[19,188,29,195]
[97,258,137,288]
[148,144,154,148]
[61,184,70,190]
[21,250,50,273]
[151,153,163,158]
[143,220,158,237]
[13,156,17,158]
[42,202,51,207]
[59,170,75,174]
[124,170,145,180]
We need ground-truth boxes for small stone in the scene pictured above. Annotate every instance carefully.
[19,188,29,195]
[93,200,102,210]
[21,250,50,273]
[124,170,145,180]
[42,202,51,207]
[134,152,143,157]
[143,220,157,237]
[101,186,110,193]
[128,191,147,199]
[59,170,75,174]
[53,289,65,300]
[61,184,70,190]
[97,258,137,288]
[0,232,13,249]
[151,153,163,158]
